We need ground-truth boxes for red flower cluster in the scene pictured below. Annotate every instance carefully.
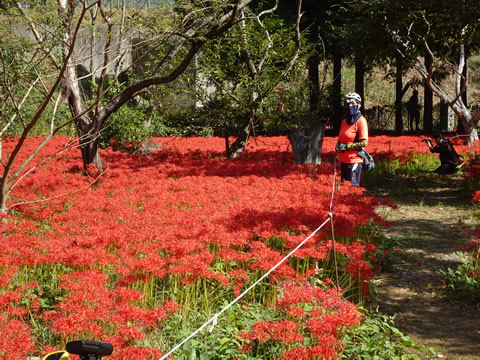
[240,281,359,359]
[41,269,179,353]
[2,135,444,358]
[464,156,480,203]
[0,273,36,360]
[0,314,35,360]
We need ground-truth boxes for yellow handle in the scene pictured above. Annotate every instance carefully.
[41,350,69,360]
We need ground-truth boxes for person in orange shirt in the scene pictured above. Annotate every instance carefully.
[335,92,369,187]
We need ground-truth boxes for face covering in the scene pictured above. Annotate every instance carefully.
[346,104,359,116]
[345,104,361,124]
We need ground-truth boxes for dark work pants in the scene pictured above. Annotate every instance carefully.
[434,163,458,175]
[341,162,363,187]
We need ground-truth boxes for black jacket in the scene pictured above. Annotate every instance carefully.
[431,138,461,166]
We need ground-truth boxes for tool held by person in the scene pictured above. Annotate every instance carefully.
[31,340,114,360]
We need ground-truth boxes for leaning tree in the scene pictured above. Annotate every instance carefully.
[384,0,480,143]
[0,0,255,214]
[9,0,255,168]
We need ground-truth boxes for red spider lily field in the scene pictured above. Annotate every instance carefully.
[1,135,479,360]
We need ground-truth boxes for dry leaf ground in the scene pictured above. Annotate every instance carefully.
[369,174,480,360]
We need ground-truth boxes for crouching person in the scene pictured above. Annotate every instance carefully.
[422,133,463,175]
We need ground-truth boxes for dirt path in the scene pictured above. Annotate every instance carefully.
[370,175,480,360]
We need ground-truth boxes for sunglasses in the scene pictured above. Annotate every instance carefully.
[345,99,359,105]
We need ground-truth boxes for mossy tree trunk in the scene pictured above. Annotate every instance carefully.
[288,122,326,165]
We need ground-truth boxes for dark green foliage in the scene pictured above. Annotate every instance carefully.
[371,233,408,274]
[151,110,216,137]
[0,10,74,137]
[341,309,437,359]
[0,0,16,11]
[442,249,480,305]
[99,106,153,152]
[161,301,281,359]
[191,5,315,138]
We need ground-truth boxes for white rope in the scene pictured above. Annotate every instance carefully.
[329,156,340,291]
[158,217,331,360]
[330,156,337,212]
[449,133,471,138]
[159,158,338,360]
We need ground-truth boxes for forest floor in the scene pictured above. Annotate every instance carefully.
[367,172,480,360]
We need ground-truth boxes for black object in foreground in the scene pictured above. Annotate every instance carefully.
[66,340,113,360]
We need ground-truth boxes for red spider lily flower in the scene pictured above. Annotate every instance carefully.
[240,319,304,344]
[473,191,480,203]
[114,346,162,360]
[285,305,304,319]
[0,314,35,359]
[1,134,423,357]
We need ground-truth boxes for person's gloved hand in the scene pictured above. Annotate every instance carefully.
[336,143,347,152]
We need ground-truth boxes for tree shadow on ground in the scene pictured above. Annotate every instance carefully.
[368,173,471,206]
[368,173,480,359]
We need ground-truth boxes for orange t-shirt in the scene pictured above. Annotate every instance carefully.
[338,116,368,164]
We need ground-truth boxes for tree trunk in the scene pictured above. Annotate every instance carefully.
[332,51,343,136]
[64,56,104,173]
[227,115,253,159]
[354,59,365,103]
[423,49,433,133]
[456,108,479,144]
[414,45,478,144]
[461,52,468,107]
[457,45,468,134]
[287,122,326,164]
[77,127,103,173]
[89,4,98,84]
[307,25,320,113]
[395,54,403,132]
[307,52,320,113]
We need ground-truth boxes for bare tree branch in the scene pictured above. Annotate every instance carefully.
[8,167,109,211]
[0,2,90,211]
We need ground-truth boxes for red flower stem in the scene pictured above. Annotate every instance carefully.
[159,216,331,360]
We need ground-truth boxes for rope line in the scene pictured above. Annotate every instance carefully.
[448,133,471,138]
[159,158,339,360]
[329,157,340,292]
[159,217,331,360]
